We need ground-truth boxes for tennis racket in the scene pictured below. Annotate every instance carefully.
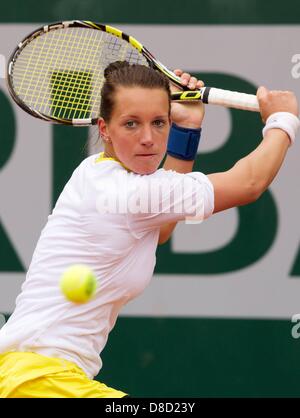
[7,20,259,126]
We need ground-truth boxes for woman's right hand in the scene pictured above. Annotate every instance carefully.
[170,69,205,129]
[257,86,299,123]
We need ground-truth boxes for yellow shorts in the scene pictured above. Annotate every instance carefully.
[0,352,127,398]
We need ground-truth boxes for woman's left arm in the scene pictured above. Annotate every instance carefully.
[159,70,205,244]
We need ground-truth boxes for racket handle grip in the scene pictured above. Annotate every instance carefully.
[204,87,259,112]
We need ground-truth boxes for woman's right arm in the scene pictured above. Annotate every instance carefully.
[208,86,299,214]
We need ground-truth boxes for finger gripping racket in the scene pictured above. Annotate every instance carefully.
[7,20,259,126]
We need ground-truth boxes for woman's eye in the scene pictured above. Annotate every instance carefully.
[153,120,165,127]
[126,121,136,128]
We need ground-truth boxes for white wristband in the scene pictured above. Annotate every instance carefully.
[262,112,300,146]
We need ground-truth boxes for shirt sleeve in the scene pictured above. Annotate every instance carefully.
[126,169,214,238]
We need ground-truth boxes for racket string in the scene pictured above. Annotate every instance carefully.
[56,27,94,119]
[11,26,149,121]
[48,27,95,119]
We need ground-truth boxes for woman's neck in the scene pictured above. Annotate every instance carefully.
[103,143,118,161]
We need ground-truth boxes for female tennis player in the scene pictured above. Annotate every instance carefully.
[0,61,298,398]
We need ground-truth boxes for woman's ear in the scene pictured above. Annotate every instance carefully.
[98,118,111,143]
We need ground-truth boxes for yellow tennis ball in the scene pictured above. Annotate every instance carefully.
[60,264,97,303]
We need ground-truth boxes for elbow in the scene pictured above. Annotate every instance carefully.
[235,159,266,205]
[243,179,265,204]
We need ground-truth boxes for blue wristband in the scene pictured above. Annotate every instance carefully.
[167,123,201,161]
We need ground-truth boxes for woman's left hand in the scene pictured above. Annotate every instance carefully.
[170,69,205,129]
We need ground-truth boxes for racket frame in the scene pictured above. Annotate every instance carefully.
[7,20,258,126]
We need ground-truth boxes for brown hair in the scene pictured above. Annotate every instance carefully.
[100,61,171,122]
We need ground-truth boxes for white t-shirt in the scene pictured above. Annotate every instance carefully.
[0,154,214,379]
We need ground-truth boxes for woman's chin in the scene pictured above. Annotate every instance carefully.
[139,168,157,175]
[135,163,161,175]
[129,158,162,175]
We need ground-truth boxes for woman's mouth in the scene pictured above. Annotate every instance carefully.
[136,154,156,158]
